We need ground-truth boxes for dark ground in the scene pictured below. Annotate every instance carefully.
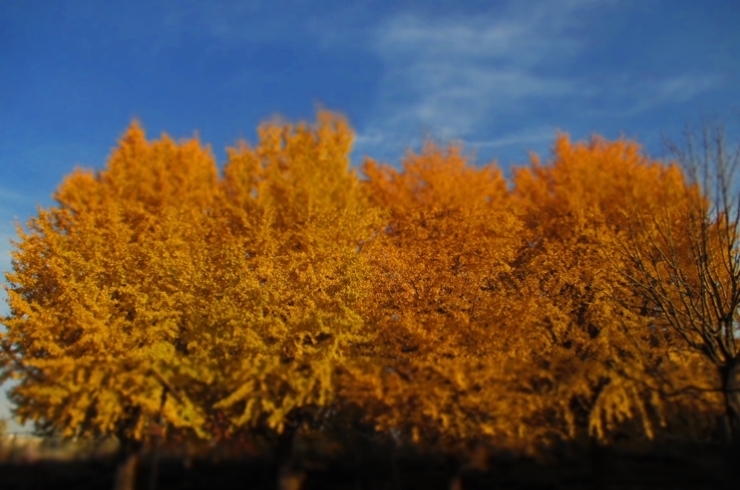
[0,440,736,489]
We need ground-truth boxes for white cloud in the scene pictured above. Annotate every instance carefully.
[150,0,373,50]
[465,126,557,150]
[350,3,589,160]
[141,0,723,164]
[0,188,31,204]
[350,1,721,163]
[371,9,582,67]
[585,75,724,118]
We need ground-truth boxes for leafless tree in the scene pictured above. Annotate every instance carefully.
[620,123,740,442]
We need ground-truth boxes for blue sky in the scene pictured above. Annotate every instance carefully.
[1,0,739,429]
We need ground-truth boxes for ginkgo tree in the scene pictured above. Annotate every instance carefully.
[512,134,715,442]
[0,111,379,444]
[360,140,520,361]
[1,123,218,442]
[0,110,727,451]
[341,141,546,445]
[208,111,379,435]
[344,134,709,446]
[617,125,740,441]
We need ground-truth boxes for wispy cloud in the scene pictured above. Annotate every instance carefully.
[349,0,722,163]
[584,74,724,118]
[148,0,374,52]
[350,1,598,161]
[0,187,35,205]
[131,0,724,164]
[465,126,558,150]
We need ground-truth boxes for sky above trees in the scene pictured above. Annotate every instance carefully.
[1,0,739,426]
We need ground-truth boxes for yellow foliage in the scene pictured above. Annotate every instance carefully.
[209,111,379,433]
[511,134,710,442]
[1,112,377,441]
[2,123,218,440]
[0,117,721,447]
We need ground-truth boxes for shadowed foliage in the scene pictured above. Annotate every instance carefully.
[1,113,734,455]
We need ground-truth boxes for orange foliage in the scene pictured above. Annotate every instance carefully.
[0,115,723,447]
[210,112,379,432]
[512,134,715,441]
[361,141,520,359]
[339,142,534,443]
[2,123,218,440]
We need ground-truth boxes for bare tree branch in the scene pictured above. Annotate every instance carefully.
[621,121,740,442]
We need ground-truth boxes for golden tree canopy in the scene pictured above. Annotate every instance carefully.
[1,111,378,440]
[0,117,722,447]
[2,123,219,440]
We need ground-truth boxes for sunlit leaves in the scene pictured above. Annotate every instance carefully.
[3,125,219,440]
[511,134,710,442]
[211,111,379,433]
[0,115,720,448]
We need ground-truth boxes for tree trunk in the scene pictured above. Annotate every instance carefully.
[275,423,304,490]
[113,452,140,490]
[719,360,740,443]
[113,436,143,490]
